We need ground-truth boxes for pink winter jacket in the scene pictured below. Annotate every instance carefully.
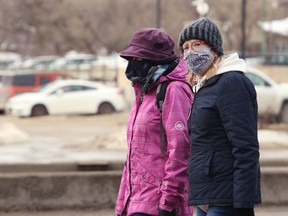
[115,58,194,216]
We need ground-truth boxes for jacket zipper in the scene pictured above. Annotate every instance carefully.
[123,89,144,215]
[140,90,144,104]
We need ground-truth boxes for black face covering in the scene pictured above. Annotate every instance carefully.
[132,60,155,77]
[125,58,179,92]
[125,60,155,84]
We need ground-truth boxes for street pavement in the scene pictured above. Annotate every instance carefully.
[0,114,288,215]
[1,206,288,216]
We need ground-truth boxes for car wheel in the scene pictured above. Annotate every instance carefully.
[98,102,115,115]
[31,105,48,117]
[280,102,288,124]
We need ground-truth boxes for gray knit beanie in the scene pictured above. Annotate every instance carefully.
[178,18,224,56]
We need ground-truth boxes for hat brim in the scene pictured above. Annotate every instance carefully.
[120,45,176,62]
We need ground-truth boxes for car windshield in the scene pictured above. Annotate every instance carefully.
[34,82,58,92]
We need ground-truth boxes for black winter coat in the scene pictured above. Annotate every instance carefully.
[188,71,261,208]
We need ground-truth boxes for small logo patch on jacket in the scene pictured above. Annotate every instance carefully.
[175,121,184,130]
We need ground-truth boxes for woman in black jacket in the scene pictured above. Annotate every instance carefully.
[179,18,261,216]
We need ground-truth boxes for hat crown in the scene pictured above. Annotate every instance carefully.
[130,28,174,53]
[120,28,176,62]
[179,18,223,56]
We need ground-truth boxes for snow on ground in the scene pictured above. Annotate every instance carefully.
[0,118,287,164]
[0,123,29,145]
[0,122,287,149]
[0,119,128,164]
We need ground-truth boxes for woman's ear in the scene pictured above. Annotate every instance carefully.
[211,49,218,58]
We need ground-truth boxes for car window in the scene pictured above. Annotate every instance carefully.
[40,77,51,85]
[12,74,35,86]
[61,85,96,93]
[66,58,95,65]
[36,82,56,92]
[245,72,271,87]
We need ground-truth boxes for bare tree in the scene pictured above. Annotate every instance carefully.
[0,0,286,56]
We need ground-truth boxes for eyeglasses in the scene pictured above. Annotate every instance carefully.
[180,40,206,53]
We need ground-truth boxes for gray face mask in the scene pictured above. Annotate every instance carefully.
[184,47,214,75]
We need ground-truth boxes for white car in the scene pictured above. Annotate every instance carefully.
[5,79,127,117]
[245,67,288,123]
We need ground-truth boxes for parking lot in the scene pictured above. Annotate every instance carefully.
[0,112,129,165]
[0,111,288,165]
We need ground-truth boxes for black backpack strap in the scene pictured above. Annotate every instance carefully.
[156,82,169,109]
[156,81,169,157]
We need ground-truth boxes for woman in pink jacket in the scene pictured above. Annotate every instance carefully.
[115,28,194,216]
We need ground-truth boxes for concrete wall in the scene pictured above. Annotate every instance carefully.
[0,165,287,212]
[261,167,288,205]
[0,171,122,211]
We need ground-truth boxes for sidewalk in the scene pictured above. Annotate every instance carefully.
[0,209,114,216]
[1,206,288,216]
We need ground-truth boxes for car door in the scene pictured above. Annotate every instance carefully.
[46,84,98,115]
[245,72,276,115]
[44,86,70,114]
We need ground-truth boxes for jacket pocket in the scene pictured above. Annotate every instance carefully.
[135,159,162,186]
[133,160,163,202]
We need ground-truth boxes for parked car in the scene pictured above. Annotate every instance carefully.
[8,56,59,70]
[29,56,59,70]
[49,53,97,70]
[0,51,21,70]
[245,67,288,123]
[5,79,127,117]
[0,71,74,111]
